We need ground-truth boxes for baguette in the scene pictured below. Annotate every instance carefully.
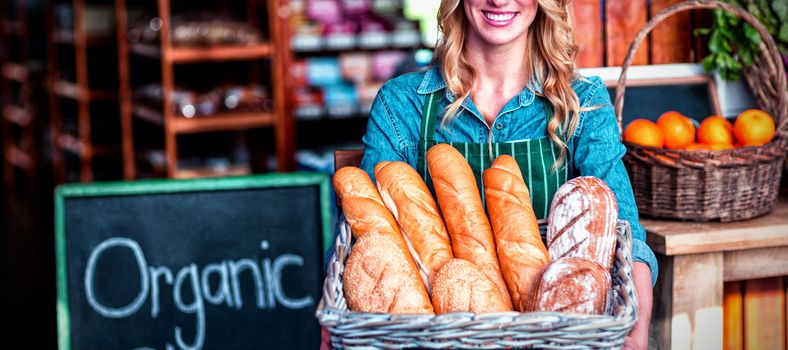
[546,176,618,271]
[333,166,401,240]
[426,144,512,309]
[375,161,454,283]
[343,232,434,314]
[483,155,550,311]
[430,259,510,314]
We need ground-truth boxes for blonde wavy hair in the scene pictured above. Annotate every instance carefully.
[436,0,587,169]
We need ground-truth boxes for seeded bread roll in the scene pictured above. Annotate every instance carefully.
[483,155,550,311]
[426,144,513,309]
[375,161,454,283]
[430,259,510,314]
[528,257,611,314]
[546,176,618,271]
[343,232,434,314]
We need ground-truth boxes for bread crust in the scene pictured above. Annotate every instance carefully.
[483,155,550,311]
[546,176,618,271]
[426,144,512,309]
[333,166,401,240]
[343,232,435,314]
[430,259,510,314]
[528,257,611,314]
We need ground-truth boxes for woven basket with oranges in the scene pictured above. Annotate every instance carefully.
[613,0,787,222]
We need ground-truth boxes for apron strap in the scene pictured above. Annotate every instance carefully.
[420,91,443,143]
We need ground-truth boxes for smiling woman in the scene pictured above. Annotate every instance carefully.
[464,0,537,42]
[351,0,658,348]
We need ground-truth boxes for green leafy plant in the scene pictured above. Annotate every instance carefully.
[695,0,788,81]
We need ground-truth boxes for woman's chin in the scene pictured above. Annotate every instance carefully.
[475,31,526,48]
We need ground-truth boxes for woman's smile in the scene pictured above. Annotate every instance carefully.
[481,10,518,27]
[465,0,537,47]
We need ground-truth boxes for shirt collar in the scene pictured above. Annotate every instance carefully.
[416,65,446,95]
[416,64,538,107]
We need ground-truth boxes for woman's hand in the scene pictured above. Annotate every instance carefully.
[624,262,654,350]
[320,327,332,350]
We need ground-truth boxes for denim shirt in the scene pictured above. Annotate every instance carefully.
[358,65,658,285]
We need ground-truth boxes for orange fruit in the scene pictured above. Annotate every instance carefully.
[657,111,696,149]
[698,115,734,146]
[684,143,710,151]
[709,143,734,150]
[624,119,664,148]
[733,109,775,146]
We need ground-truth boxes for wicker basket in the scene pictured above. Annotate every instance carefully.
[316,220,638,349]
[613,0,788,222]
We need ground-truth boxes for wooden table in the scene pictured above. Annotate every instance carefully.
[643,195,788,350]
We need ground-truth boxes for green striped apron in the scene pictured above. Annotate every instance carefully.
[416,91,569,220]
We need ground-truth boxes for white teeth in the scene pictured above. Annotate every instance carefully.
[484,12,515,21]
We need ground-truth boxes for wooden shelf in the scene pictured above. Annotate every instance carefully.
[2,62,28,82]
[116,0,294,179]
[57,133,119,157]
[5,145,33,171]
[53,80,117,101]
[132,104,164,126]
[644,195,788,256]
[172,111,275,133]
[133,105,275,134]
[1,19,23,35]
[173,164,251,179]
[54,29,115,45]
[130,42,273,63]
[56,134,87,156]
[3,105,32,127]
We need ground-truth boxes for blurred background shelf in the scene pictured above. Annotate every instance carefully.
[129,42,275,63]
[46,0,122,183]
[116,0,292,179]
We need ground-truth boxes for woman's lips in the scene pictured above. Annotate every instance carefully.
[481,11,518,27]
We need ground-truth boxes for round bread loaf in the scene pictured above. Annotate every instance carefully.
[343,232,434,314]
[430,259,510,314]
[528,257,611,314]
[546,176,618,271]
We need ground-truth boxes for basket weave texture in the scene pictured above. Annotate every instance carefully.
[613,0,788,222]
[316,220,638,349]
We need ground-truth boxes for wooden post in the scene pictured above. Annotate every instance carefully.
[73,0,93,182]
[652,252,724,350]
[570,0,604,68]
[723,281,743,350]
[650,0,693,64]
[744,277,786,350]
[45,0,65,183]
[157,0,178,177]
[605,0,649,66]
[272,0,295,172]
[115,0,134,180]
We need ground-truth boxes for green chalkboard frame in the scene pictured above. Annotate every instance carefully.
[54,172,333,350]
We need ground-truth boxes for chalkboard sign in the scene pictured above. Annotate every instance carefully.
[607,82,720,126]
[55,173,332,350]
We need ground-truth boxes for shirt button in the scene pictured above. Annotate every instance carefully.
[495,123,504,130]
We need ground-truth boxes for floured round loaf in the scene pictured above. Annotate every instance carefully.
[343,232,434,314]
[528,257,611,314]
[430,259,510,314]
[546,176,618,271]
